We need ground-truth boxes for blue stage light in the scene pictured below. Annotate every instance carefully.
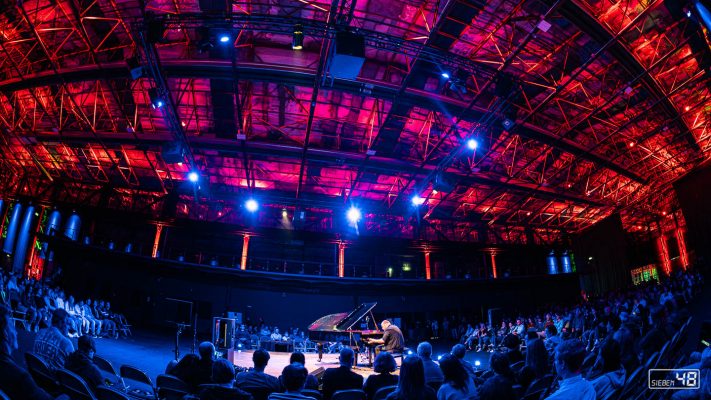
[466,138,478,150]
[441,72,450,79]
[219,34,231,43]
[412,195,426,206]
[346,207,362,223]
[188,171,199,183]
[245,199,259,212]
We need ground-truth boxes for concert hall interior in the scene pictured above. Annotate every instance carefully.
[3,0,711,399]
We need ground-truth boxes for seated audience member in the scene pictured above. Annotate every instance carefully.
[94,300,117,338]
[502,334,523,364]
[363,352,399,400]
[33,308,75,370]
[451,344,476,378]
[478,375,516,400]
[589,340,625,400]
[196,342,217,387]
[545,339,596,400]
[386,356,437,400]
[544,325,562,353]
[322,347,364,400]
[488,352,516,386]
[283,352,318,390]
[271,328,283,341]
[639,307,669,362]
[198,358,253,400]
[0,304,56,400]
[269,363,313,400]
[418,341,444,389]
[519,338,549,390]
[65,335,104,391]
[671,347,711,400]
[83,299,102,337]
[436,354,477,400]
[168,353,201,390]
[236,349,282,400]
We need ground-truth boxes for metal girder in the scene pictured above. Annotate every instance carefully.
[0,60,647,183]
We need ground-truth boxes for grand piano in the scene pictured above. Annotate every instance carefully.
[308,302,382,364]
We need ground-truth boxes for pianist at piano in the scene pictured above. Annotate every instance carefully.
[363,320,405,356]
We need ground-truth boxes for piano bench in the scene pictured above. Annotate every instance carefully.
[390,348,411,366]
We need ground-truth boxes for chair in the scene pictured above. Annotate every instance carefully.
[510,360,525,372]
[56,368,97,400]
[0,389,9,400]
[116,315,132,337]
[373,385,397,400]
[525,374,554,397]
[644,351,659,371]
[95,386,130,400]
[93,355,118,376]
[157,386,189,400]
[331,389,366,400]
[302,388,323,400]
[119,364,155,398]
[25,352,60,394]
[617,366,644,400]
[156,374,189,392]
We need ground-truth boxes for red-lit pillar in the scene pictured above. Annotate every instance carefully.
[656,235,671,275]
[241,234,250,270]
[424,248,432,280]
[338,241,345,278]
[489,250,498,279]
[676,229,688,270]
[151,223,164,258]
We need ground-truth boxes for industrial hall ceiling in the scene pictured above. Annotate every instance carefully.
[0,0,708,244]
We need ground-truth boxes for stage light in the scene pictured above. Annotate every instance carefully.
[292,24,304,50]
[437,355,443,361]
[441,72,450,79]
[407,350,414,355]
[282,208,288,218]
[148,88,164,109]
[245,199,259,212]
[466,138,478,150]
[412,195,426,206]
[687,9,693,18]
[474,360,481,367]
[346,207,362,223]
[187,171,199,183]
[218,34,231,43]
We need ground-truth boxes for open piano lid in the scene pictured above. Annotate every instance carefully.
[308,302,378,331]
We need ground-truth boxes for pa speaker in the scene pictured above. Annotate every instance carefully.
[329,32,365,80]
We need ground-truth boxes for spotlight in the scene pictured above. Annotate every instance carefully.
[474,360,481,367]
[187,171,199,183]
[466,138,478,150]
[245,199,259,212]
[687,9,693,18]
[412,195,426,206]
[441,72,450,79]
[437,355,443,361]
[218,34,231,43]
[148,88,164,109]
[407,350,414,356]
[292,24,304,50]
[346,207,362,223]
[282,208,288,218]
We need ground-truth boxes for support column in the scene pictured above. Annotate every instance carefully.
[656,235,671,275]
[152,223,164,258]
[424,248,432,280]
[338,241,345,278]
[676,228,689,270]
[3,202,23,254]
[489,250,498,279]
[13,204,35,274]
[240,234,250,270]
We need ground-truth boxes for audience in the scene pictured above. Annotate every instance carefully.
[386,355,437,400]
[518,338,548,390]
[321,347,364,400]
[33,308,74,370]
[418,341,444,390]
[198,358,254,400]
[589,339,625,400]
[236,349,282,400]
[269,363,312,400]
[545,339,596,400]
[65,335,103,391]
[451,344,476,378]
[436,354,477,400]
[363,352,399,400]
[282,352,319,391]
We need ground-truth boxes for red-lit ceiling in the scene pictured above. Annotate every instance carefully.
[0,0,707,244]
